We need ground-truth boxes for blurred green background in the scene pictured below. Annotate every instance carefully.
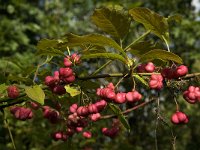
[0,0,200,149]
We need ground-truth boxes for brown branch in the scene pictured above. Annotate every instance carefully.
[77,72,200,81]
[0,99,26,109]
[100,98,156,119]
[181,73,200,79]
[76,73,127,80]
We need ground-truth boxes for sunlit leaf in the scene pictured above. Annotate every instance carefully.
[91,7,131,39]
[65,33,126,57]
[129,7,169,41]
[64,85,81,97]
[0,83,7,94]
[25,85,45,105]
[133,75,149,87]
[139,49,183,64]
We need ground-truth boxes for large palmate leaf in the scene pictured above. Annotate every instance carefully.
[129,7,169,41]
[65,33,126,57]
[81,53,127,64]
[91,7,131,39]
[139,49,183,64]
[25,85,45,105]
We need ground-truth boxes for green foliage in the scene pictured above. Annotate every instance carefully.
[129,7,169,42]
[139,49,183,64]
[108,103,130,131]
[91,7,131,40]
[64,85,81,97]
[25,85,45,105]
[129,41,156,57]
[64,33,126,56]
[81,53,127,64]
[0,84,7,94]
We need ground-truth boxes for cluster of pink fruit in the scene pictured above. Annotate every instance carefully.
[53,101,108,141]
[7,85,19,99]
[102,119,120,138]
[171,111,189,125]
[44,53,80,95]
[171,85,200,125]
[50,96,122,141]
[183,86,200,104]
[5,59,198,141]
[137,62,188,90]
[43,106,60,124]
[138,62,191,125]
[10,106,33,121]
[69,100,107,121]
[96,83,142,104]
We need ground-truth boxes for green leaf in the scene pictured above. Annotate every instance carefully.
[129,41,155,57]
[0,84,7,94]
[0,74,6,84]
[36,48,65,56]
[133,75,149,87]
[80,81,100,90]
[65,33,126,57]
[119,115,130,131]
[91,7,131,39]
[81,45,106,54]
[167,14,182,24]
[64,85,81,97]
[37,39,65,50]
[129,7,169,41]
[139,49,183,64]
[81,53,127,64]
[7,76,32,84]
[25,85,45,105]
[109,103,130,131]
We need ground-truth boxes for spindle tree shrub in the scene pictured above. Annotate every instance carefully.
[0,6,199,149]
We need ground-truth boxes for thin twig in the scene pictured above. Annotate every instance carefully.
[155,92,160,150]
[162,35,170,52]
[124,30,151,52]
[77,72,200,81]
[2,109,16,150]
[100,98,156,119]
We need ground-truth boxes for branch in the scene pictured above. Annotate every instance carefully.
[77,72,200,81]
[124,30,151,52]
[0,93,26,103]
[181,73,200,79]
[0,99,26,109]
[76,73,127,80]
[1,72,200,108]
[101,98,156,119]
